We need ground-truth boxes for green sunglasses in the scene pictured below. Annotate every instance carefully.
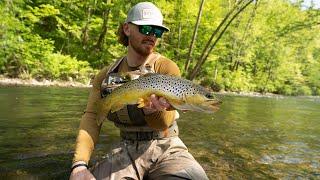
[138,25,165,38]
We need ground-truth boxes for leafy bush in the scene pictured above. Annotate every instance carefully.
[217,70,253,92]
[278,85,293,95]
[41,53,94,83]
[295,86,312,96]
[0,4,93,83]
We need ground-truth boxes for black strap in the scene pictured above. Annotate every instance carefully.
[71,163,88,172]
[120,122,179,141]
[124,143,141,180]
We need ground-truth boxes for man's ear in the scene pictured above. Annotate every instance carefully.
[123,23,130,36]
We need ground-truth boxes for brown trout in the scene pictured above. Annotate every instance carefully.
[96,73,221,125]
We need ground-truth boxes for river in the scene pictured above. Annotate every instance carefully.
[0,86,319,179]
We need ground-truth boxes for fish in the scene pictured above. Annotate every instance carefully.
[96,73,221,125]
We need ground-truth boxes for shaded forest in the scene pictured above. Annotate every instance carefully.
[1,0,319,95]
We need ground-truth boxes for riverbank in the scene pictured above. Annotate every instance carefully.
[0,77,282,98]
[215,90,284,98]
[1,77,318,98]
[0,76,90,88]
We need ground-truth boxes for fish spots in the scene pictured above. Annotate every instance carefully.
[101,73,220,115]
[112,73,210,99]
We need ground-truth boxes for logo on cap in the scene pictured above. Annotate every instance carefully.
[142,9,153,19]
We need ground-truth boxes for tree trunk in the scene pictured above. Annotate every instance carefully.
[94,7,111,52]
[214,63,218,81]
[186,0,241,79]
[185,0,205,72]
[230,16,243,71]
[188,0,254,80]
[81,6,91,50]
[174,0,183,59]
[177,22,182,57]
[231,0,259,72]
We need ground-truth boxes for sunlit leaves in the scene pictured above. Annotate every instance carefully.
[0,0,319,95]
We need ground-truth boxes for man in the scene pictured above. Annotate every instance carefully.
[70,2,209,180]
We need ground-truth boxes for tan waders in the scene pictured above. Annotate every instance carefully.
[91,136,208,180]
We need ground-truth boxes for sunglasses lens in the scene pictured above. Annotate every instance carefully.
[139,25,165,38]
[139,25,153,35]
[153,27,165,38]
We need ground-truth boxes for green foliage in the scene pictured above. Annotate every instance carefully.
[0,0,319,95]
[0,2,93,83]
[41,53,94,82]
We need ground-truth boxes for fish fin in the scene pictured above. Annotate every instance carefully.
[137,98,144,108]
[96,99,108,126]
[137,97,148,108]
[182,93,187,102]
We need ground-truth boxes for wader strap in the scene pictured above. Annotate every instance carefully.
[107,53,160,76]
[124,143,141,180]
[106,56,126,75]
[120,121,179,141]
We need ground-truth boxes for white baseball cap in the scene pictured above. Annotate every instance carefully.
[125,2,169,31]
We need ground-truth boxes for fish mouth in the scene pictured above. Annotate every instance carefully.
[186,99,221,113]
[206,99,222,105]
[176,94,222,113]
[203,99,222,112]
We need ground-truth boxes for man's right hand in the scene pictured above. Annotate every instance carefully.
[70,166,96,180]
[143,94,171,115]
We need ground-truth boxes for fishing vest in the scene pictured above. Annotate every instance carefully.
[100,53,173,132]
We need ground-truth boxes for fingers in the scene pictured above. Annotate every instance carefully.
[158,97,171,109]
[142,94,171,115]
[150,94,170,110]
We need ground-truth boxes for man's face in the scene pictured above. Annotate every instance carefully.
[125,23,158,56]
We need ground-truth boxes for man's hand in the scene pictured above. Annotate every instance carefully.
[70,166,96,180]
[143,94,171,115]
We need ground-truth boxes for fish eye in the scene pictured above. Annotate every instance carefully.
[205,93,214,99]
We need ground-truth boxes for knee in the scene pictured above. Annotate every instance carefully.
[153,166,209,180]
[180,166,209,180]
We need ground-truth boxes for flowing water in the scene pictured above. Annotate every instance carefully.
[0,86,319,179]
